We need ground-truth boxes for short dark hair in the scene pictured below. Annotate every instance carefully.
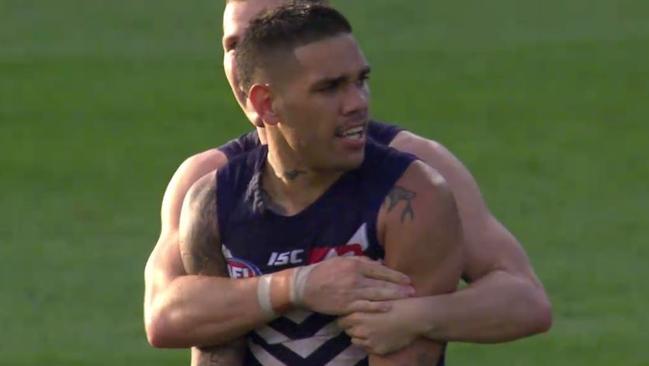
[235,3,352,91]
[225,0,329,5]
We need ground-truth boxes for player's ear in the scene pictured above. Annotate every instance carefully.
[249,84,279,127]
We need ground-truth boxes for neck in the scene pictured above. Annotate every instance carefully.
[256,126,268,145]
[262,130,342,216]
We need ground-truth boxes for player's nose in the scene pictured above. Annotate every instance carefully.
[342,83,369,116]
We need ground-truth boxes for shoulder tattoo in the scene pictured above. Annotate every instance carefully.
[180,177,227,276]
[385,185,416,223]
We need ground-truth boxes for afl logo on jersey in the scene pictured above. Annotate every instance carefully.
[222,244,262,278]
[227,257,262,279]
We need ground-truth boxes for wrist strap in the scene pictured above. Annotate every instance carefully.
[257,274,277,319]
[290,264,317,307]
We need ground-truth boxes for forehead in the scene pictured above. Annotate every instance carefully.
[293,34,368,80]
[223,0,285,36]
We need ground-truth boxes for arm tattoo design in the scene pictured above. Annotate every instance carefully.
[385,185,416,222]
[180,180,227,276]
[180,179,245,365]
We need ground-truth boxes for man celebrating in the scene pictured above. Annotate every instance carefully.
[177,5,462,364]
[144,0,551,362]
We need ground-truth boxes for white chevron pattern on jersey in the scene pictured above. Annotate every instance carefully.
[249,224,371,365]
[284,309,312,324]
[248,338,367,366]
[254,321,341,351]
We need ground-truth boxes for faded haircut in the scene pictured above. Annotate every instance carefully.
[235,3,352,92]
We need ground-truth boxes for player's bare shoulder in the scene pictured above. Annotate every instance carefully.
[390,130,451,164]
[169,148,228,197]
[178,171,226,277]
[160,148,228,227]
[390,130,490,215]
[380,159,454,228]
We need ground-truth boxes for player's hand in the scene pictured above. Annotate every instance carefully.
[300,256,414,315]
[337,297,423,355]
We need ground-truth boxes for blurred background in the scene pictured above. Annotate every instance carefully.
[1,0,647,364]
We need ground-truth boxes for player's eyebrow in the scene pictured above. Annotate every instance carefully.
[310,75,346,92]
[310,65,371,92]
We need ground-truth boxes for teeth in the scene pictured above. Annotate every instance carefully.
[345,132,362,140]
[342,126,364,137]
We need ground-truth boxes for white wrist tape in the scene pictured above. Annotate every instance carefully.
[257,274,277,319]
[290,263,317,307]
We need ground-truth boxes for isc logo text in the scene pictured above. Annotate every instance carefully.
[267,249,304,266]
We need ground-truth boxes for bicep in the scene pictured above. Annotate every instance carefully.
[381,163,463,294]
[144,153,225,325]
[179,175,246,364]
[149,149,227,281]
[144,231,186,324]
[145,231,185,293]
[178,173,228,277]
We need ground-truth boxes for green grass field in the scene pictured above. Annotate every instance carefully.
[2,0,647,364]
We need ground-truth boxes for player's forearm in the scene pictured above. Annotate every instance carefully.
[146,274,281,348]
[369,339,444,366]
[419,270,552,343]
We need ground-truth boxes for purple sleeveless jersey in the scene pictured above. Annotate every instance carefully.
[215,140,448,366]
[215,140,421,366]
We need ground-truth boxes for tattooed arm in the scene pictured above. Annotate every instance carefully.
[342,161,464,365]
[176,172,246,365]
[148,171,285,348]
[144,149,228,347]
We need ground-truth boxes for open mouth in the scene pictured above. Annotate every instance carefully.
[335,125,366,140]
